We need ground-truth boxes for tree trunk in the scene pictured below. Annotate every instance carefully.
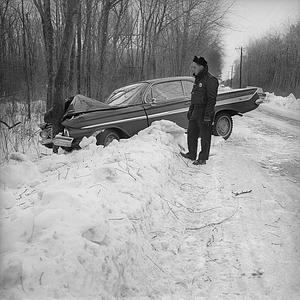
[178,4,191,75]
[33,0,54,110]
[84,0,93,97]
[52,0,80,153]
[76,2,81,94]
[97,0,111,99]
[21,0,31,119]
[68,36,76,95]
[44,0,54,109]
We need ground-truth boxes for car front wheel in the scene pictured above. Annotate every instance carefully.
[96,129,120,146]
[213,113,233,140]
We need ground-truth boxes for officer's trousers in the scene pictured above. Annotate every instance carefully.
[187,119,212,161]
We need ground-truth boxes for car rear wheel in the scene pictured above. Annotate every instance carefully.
[213,113,233,140]
[96,129,120,146]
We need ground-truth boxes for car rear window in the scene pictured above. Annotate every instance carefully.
[106,83,147,106]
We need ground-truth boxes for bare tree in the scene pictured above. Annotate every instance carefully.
[97,0,123,99]
[33,0,54,109]
[51,0,80,152]
[68,35,76,95]
[82,0,93,97]
[21,0,31,118]
[1,0,231,105]
[233,21,300,96]
[76,1,82,94]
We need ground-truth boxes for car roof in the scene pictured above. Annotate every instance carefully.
[109,76,195,95]
[141,76,194,84]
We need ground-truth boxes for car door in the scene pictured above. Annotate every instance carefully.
[143,80,190,129]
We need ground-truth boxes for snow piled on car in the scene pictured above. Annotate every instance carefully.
[0,120,190,299]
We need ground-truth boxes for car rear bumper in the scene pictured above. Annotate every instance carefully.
[40,135,74,148]
[52,135,74,147]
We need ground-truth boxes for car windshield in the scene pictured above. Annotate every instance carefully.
[106,83,147,106]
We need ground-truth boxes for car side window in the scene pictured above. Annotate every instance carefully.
[182,80,194,98]
[151,81,184,103]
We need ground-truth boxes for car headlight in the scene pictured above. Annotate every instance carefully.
[40,130,49,139]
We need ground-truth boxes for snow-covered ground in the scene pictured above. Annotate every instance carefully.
[263,92,300,121]
[265,92,300,112]
[1,92,300,299]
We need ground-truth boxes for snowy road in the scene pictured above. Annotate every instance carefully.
[232,105,300,184]
[1,106,300,299]
[141,105,300,299]
[155,105,300,298]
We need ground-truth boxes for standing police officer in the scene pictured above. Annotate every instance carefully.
[181,56,219,165]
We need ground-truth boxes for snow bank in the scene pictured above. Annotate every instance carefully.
[0,120,188,299]
[264,92,300,111]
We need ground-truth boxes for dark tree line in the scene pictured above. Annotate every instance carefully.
[229,20,300,97]
[0,0,230,127]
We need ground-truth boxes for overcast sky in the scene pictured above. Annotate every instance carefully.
[221,0,300,80]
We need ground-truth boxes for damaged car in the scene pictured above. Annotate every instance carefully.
[39,76,265,149]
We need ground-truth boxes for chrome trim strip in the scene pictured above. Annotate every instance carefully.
[216,95,251,106]
[147,107,188,118]
[81,95,254,129]
[81,115,147,129]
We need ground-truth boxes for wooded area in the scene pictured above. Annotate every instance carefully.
[0,0,229,111]
[230,21,300,97]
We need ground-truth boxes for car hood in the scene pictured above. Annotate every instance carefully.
[65,94,110,116]
[62,95,146,130]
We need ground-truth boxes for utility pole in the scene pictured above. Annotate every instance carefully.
[239,47,243,88]
[235,46,243,88]
[230,65,234,88]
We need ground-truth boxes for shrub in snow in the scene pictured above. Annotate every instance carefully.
[9,152,29,162]
[0,100,46,163]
